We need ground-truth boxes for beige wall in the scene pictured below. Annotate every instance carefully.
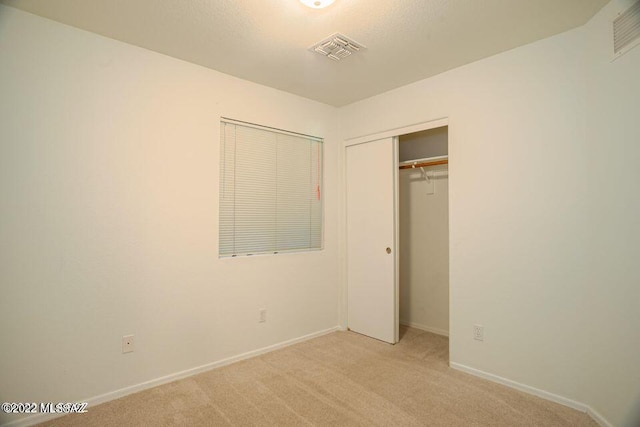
[582,1,640,425]
[0,6,341,425]
[399,164,449,336]
[340,1,640,425]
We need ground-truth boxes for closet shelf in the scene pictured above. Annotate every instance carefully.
[398,155,448,170]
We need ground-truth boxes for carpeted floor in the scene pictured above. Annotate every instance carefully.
[40,326,597,426]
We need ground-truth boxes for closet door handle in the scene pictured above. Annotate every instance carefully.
[386,247,392,254]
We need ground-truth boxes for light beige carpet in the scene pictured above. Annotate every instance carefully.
[40,326,596,426]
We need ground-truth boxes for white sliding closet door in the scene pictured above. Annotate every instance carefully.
[346,137,398,344]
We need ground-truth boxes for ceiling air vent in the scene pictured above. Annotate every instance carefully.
[613,0,640,58]
[310,33,365,61]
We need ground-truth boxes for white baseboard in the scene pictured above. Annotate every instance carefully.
[449,362,586,411]
[449,362,612,427]
[3,326,340,427]
[400,320,449,337]
[586,407,614,427]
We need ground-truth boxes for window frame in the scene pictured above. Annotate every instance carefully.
[218,117,325,258]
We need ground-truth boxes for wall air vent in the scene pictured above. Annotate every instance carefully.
[613,0,640,58]
[310,33,365,61]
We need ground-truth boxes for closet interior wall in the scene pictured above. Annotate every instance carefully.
[399,127,449,337]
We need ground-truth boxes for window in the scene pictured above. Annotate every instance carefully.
[219,119,323,257]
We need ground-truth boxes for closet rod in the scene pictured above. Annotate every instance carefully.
[399,159,448,170]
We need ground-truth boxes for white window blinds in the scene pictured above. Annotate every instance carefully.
[219,119,323,257]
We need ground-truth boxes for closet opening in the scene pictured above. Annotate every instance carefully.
[397,126,449,353]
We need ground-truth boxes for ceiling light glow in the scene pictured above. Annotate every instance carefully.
[300,0,335,9]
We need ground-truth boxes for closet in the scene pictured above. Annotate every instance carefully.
[398,126,449,338]
[345,121,449,345]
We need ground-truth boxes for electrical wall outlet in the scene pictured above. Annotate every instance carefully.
[259,307,267,323]
[122,335,135,353]
[473,325,484,341]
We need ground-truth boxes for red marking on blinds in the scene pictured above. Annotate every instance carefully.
[317,144,321,200]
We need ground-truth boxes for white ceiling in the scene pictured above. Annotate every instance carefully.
[1,0,608,106]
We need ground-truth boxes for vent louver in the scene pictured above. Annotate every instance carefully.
[613,0,640,57]
[310,33,365,61]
